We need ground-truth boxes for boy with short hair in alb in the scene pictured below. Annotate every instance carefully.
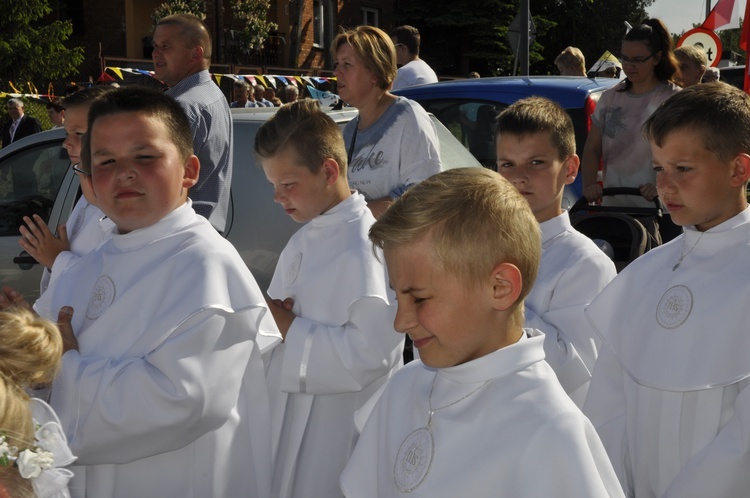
[495,96,616,406]
[256,99,403,498]
[40,86,281,498]
[584,82,750,497]
[340,168,624,497]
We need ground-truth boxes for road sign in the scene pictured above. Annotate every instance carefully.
[507,12,536,56]
[677,27,722,67]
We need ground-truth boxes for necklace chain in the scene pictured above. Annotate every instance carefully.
[673,231,705,271]
[426,374,489,429]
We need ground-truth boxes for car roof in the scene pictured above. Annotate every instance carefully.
[393,75,620,108]
[231,106,359,124]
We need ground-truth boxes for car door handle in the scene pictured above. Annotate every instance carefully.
[13,252,39,270]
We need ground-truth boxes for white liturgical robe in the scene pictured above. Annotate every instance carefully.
[584,208,750,497]
[341,330,625,497]
[266,192,404,498]
[45,202,282,498]
[526,211,616,406]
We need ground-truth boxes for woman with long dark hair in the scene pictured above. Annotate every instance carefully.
[581,18,680,208]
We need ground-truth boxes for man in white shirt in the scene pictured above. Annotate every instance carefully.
[390,25,438,91]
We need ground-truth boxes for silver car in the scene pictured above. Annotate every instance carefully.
[0,105,481,300]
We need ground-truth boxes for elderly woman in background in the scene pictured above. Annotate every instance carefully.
[333,25,441,218]
[555,47,587,76]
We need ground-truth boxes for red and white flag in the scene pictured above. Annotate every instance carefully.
[702,0,741,31]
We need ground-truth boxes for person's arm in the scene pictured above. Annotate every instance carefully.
[399,106,442,188]
[581,122,604,203]
[525,247,616,387]
[366,198,394,219]
[51,307,260,464]
[279,297,403,395]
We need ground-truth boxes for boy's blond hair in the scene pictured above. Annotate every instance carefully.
[370,168,540,329]
[495,96,576,160]
[643,82,750,163]
[332,26,397,90]
[254,98,347,175]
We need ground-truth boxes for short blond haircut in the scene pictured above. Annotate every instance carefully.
[370,168,540,329]
[332,26,397,90]
[0,308,62,460]
[254,98,348,174]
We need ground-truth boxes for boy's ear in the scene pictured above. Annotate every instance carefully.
[490,262,522,312]
[563,154,580,186]
[192,46,204,64]
[182,155,200,189]
[322,158,340,185]
[729,153,750,188]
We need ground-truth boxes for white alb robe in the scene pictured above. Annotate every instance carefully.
[584,207,750,497]
[46,202,281,498]
[36,196,113,312]
[340,330,625,497]
[526,211,616,406]
[266,192,404,498]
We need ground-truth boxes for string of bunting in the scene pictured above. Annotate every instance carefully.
[2,67,337,102]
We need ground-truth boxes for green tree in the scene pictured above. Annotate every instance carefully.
[151,0,207,26]
[397,0,654,77]
[230,0,278,53]
[530,0,654,75]
[0,0,84,90]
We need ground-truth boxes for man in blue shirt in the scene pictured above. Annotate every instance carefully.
[152,14,232,232]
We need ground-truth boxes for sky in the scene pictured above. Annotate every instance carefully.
[647,0,747,34]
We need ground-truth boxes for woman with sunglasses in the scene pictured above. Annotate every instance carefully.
[581,18,680,208]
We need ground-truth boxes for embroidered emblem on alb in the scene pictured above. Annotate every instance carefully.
[288,253,302,284]
[656,285,693,329]
[394,427,433,492]
[86,275,116,320]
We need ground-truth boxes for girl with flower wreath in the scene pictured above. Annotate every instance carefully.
[0,307,76,498]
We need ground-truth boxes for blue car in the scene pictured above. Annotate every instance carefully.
[394,76,620,201]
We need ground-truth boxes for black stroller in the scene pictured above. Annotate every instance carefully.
[569,187,678,271]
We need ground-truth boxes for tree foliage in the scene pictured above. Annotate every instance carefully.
[151,0,207,27]
[396,0,655,77]
[230,0,278,53]
[0,0,84,89]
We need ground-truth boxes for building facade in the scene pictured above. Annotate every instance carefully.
[53,0,395,79]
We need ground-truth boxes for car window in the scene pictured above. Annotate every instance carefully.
[0,143,69,236]
[417,100,506,169]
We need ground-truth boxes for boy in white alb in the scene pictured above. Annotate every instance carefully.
[340,168,624,497]
[255,99,404,498]
[16,87,115,314]
[495,97,616,406]
[584,83,750,497]
[36,87,281,498]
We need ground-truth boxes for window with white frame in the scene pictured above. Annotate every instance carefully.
[313,1,324,47]
[362,7,379,27]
